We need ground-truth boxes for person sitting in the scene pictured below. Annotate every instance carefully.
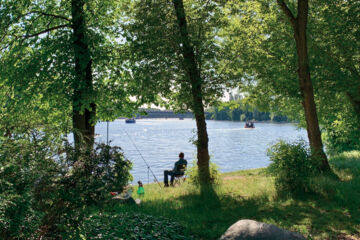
[164,152,187,187]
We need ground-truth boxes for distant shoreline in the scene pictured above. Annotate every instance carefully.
[117,118,292,123]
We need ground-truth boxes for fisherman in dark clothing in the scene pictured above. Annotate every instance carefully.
[164,152,187,187]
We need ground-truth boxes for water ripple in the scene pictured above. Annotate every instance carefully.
[95,119,307,183]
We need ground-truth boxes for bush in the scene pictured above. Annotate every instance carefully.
[322,102,360,155]
[0,129,133,239]
[323,117,360,155]
[267,140,320,196]
[186,160,221,185]
[0,130,59,240]
[33,141,133,238]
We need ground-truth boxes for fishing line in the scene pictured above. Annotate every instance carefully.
[122,129,162,189]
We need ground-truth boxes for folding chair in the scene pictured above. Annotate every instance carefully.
[173,164,186,186]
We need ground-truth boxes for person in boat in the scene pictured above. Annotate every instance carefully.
[245,121,254,128]
[164,152,187,187]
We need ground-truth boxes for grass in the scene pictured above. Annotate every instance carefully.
[85,151,360,240]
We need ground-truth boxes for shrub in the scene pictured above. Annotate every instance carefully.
[267,140,320,196]
[0,130,59,240]
[33,141,133,238]
[322,105,360,155]
[0,128,133,239]
[186,160,221,185]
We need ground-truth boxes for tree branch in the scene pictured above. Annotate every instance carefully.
[1,10,70,49]
[25,11,71,22]
[277,0,297,30]
[23,24,70,38]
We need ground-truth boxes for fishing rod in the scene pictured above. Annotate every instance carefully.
[122,129,162,189]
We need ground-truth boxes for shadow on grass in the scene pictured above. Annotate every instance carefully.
[120,182,359,239]
[105,153,360,239]
[116,190,269,239]
[259,195,360,239]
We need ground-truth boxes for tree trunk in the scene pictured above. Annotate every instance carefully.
[172,0,211,183]
[278,0,331,172]
[71,0,95,151]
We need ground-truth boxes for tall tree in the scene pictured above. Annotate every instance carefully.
[172,0,210,183]
[308,0,360,153]
[219,1,349,167]
[121,0,227,184]
[0,0,136,150]
[219,0,359,156]
[276,0,330,172]
[71,0,95,150]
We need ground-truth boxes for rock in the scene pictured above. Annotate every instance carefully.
[220,219,305,240]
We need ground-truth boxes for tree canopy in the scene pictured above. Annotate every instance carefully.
[0,0,139,139]
[1,0,360,238]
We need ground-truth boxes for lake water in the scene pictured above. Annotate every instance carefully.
[95,119,307,183]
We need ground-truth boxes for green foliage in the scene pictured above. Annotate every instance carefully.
[219,0,303,121]
[0,126,133,239]
[323,120,360,155]
[106,153,360,240]
[240,113,246,121]
[33,141,133,238]
[120,0,228,111]
[309,151,360,204]
[77,212,196,240]
[186,160,221,186]
[267,140,320,196]
[0,0,139,130]
[208,99,288,122]
[322,103,360,155]
[220,0,360,145]
[0,130,60,239]
[310,0,359,100]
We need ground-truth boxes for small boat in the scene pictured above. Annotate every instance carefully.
[244,122,255,128]
[125,118,136,123]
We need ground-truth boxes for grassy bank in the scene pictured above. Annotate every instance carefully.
[81,151,360,240]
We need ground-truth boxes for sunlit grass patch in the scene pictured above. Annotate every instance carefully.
[330,150,360,180]
[84,151,360,240]
[221,167,267,177]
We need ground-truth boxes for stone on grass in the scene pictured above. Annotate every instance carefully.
[220,219,305,240]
